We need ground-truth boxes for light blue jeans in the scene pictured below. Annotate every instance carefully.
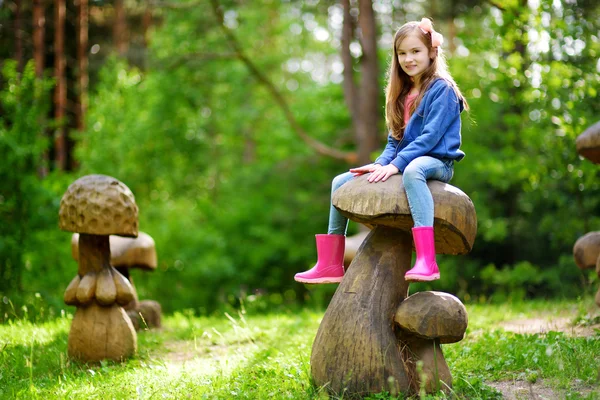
[327,156,454,235]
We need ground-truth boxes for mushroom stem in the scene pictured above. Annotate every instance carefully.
[311,226,412,395]
[78,234,111,276]
[400,337,451,393]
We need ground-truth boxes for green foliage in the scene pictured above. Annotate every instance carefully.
[74,0,349,313]
[3,0,600,315]
[0,61,58,293]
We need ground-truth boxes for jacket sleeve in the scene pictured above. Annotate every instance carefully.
[374,133,398,166]
[390,82,461,172]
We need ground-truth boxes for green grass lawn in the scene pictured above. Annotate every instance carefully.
[1,297,598,399]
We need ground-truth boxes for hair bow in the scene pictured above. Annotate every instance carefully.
[418,18,444,48]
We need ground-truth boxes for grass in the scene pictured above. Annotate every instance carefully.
[0,297,599,399]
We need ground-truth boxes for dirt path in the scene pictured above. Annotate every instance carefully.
[488,379,597,400]
[499,316,600,337]
[491,312,599,399]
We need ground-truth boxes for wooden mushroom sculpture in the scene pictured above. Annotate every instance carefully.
[596,259,600,307]
[575,121,600,308]
[310,174,476,396]
[573,232,600,308]
[60,175,138,362]
[394,291,467,393]
[71,232,162,330]
[576,121,600,164]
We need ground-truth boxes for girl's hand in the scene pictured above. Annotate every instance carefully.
[368,164,399,183]
[349,163,380,177]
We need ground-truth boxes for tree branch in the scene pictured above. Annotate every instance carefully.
[148,0,204,9]
[209,0,357,163]
[487,0,506,11]
[164,52,238,70]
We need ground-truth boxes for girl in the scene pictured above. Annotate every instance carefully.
[295,18,468,284]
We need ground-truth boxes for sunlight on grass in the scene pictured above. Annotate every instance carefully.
[0,299,598,399]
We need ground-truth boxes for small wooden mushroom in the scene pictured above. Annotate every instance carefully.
[59,174,138,362]
[573,232,600,308]
[310,175,476,396]
[71,232,162,330]
[394,291,467,393]
[573,232,600,270]
[576,121,600,164]
[596,254,600,308]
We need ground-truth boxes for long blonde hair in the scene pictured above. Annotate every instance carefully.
[385,19,468,140]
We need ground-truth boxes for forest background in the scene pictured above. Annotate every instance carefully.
[1,0,599,321]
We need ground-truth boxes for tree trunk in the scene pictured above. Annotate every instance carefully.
[341,0,358,129]
[114,0,128,56]
[15,0,24,73]
[54,0,67,170]
[33,0,48,177]
[33,0,45,77]
[76,0,89,132]
[142,6,153,48]
[356,0,381,165]
[341,0,381,166]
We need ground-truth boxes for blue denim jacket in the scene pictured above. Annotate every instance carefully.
[374,78,465,173]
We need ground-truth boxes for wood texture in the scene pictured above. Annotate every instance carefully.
[71,232,157,270]
[127,300,162,331]
[401,338,451,393]
[332,175,476,255]
[394,291,467,344]
[64,275,80,306]
[96,268,117,305]
[59,175,139,237]
[76,272,96,305]
[311,227,412,396]
[113,267,136,306]
[573,231,600,270]
[576,121,600,164]
[68,303,136,362]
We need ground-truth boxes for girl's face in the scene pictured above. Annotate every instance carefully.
[397,34,433,83]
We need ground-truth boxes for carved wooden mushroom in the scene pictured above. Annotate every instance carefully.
[60,174,138,362]
[71,232,162,330]
[573,232,600,308]
[310,174,476,396]
[573,232,600,271]
[394,291,468,393]
[576,121,600,164]
[596,256,600,307]
[575,122,600,309]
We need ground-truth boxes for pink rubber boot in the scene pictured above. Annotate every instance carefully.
[294,234,345,284]
[405,226,440,282]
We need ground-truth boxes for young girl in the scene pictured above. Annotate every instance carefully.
[295,18,468,284]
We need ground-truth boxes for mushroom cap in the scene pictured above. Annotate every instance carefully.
[332,175,476,255]
[72,232,157,270]
[573,231,600,270]
[394,291,467,344]
[576,121,600,164]
[59,175,138,237]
